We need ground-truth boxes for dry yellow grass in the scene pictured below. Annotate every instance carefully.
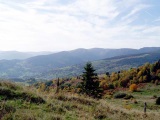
[1,81,160,120]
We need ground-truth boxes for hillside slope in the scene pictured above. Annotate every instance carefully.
[0,47,159,80]
[0,81,160,120]
[40,51,160,79]
[23,47,160,68]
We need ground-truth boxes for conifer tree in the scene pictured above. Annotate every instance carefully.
[81,62,102,98]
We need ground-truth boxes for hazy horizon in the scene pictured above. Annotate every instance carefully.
[0,46,160,53]
[0,0,160,52]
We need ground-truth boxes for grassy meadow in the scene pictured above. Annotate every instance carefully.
[0,80,160,120]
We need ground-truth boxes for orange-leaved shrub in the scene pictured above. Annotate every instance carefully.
[129,84,138,92]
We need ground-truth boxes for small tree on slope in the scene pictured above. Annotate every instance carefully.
[80,62,102,98]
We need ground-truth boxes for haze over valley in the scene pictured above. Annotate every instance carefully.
[0,47,159,81]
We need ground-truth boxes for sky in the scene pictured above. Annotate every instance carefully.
[0,0,160,52]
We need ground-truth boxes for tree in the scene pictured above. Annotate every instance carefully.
[55,78,60,94]
[80,62,102,98]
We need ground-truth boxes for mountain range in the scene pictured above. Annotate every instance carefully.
[0,47,159,81]
[0,51,53,60]
[38,50,160,79]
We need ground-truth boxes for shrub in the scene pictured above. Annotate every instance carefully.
[113,81,119,88]
[133,99,138,104]
[156,97,160,105]
[155,80,159,85]
[124,95,134,100]
[114,93,127,99]
[108,84,114,89]
[151,80,155,83]
[0,81,21,91]
[0,88,16,99]
[119,79,129,87]
[20,92,45,104]
[129,84,138,92]
[153,95,157,99]
[0,88,45,104]
[0,102,16,119]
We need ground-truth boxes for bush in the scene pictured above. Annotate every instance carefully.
[155,80,159,85]
[19,92,45,104]
[156,97,160,105]
[0,102,16,119]
[153,95,157,99]
[114,93,127,99]
[108,84,114,89]
[133,99,138,104]
[0,88,16,99]
[0,88,45,104]
[0,81,21,91]
[129,84,138,92]
[119,79,129,87]
[113,81,119,88]
[124,95,134,100]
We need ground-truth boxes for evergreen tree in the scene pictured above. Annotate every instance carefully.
[81,62,102,98]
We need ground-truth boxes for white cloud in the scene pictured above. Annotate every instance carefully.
[121,4,150,20]
[0,0,159,52]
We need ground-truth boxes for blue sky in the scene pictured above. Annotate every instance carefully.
[0,0,159,52]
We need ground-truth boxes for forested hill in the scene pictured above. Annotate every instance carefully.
[38,51,160,79]
[0,47,159,80]
[23,47,160,68]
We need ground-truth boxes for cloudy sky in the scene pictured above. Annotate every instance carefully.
[0,0,160,52]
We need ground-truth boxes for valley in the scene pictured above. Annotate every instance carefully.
[0,47,159,81]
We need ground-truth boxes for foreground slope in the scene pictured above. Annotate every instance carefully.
[0,80,160,120]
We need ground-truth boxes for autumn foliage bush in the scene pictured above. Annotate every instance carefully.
[129,84,138,92]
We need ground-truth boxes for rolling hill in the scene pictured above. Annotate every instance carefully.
[22,47,160,68]
[0,47,159,80]
[39,51,160,79]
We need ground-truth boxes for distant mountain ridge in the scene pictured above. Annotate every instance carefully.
[0,47,159,80]
[39,51,160,79]
[21,47,160,68]
[0,51,54,60]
